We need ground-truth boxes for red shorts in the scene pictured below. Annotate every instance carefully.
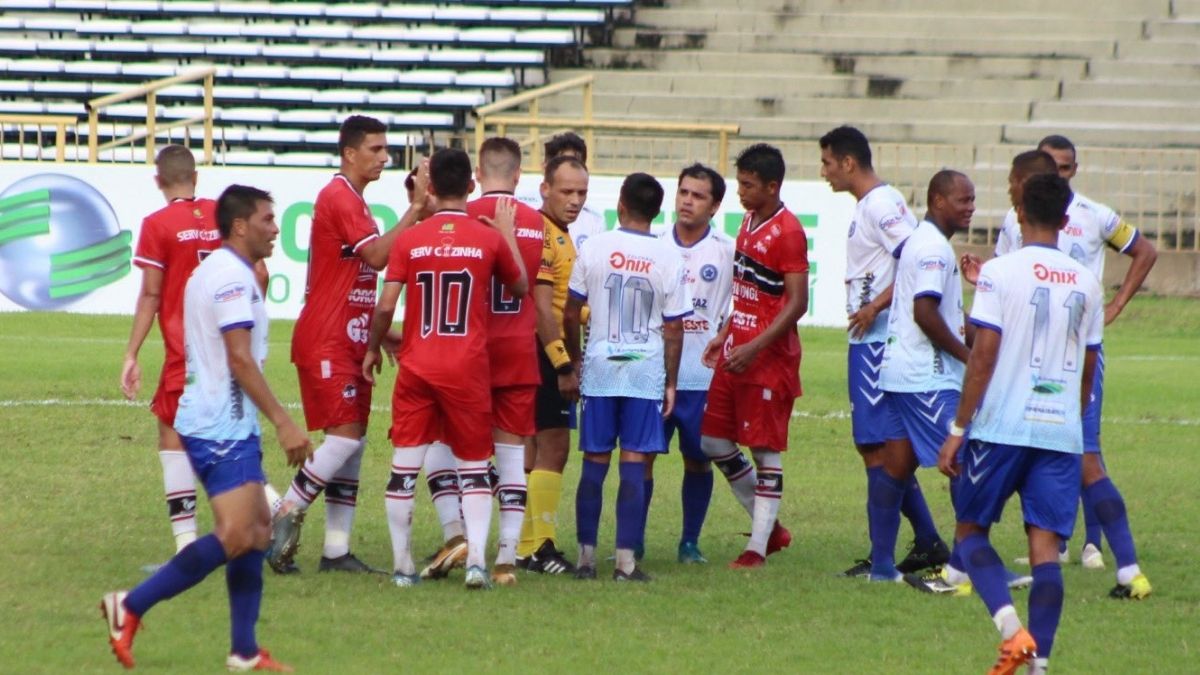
[296,360,373,432]
[151,363,185,426]
[492,385,536,437]
[390,367,494,461]
[700,367,795,452]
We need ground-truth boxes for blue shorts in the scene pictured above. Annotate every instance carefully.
[954,440,1082,539]
[181,434,266,498]
[848,342,890,445]
[663,389,707,462]
[1083,347,1104,454]
[579,395,667,454]
[884,390,960,468]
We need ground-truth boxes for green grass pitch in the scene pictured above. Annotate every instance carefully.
[0,297,1196,673]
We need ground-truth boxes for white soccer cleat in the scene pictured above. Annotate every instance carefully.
[1080,543,1106,570]
[100,591,128,642]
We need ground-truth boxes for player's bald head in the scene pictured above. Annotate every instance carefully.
[155,145,196,187]
[927,169,968,205]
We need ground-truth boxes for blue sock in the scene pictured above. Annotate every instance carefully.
[226,550,263,659]
[615,462,646,551]
[680,469,713,544]
[637,478,654,552]
[1081,491,1103,550]
[958,533,1013,616]
[901,474,941,547]
[125,534,227,617]
[1028,562,1064,659]
[1085,477,1138,568]
[867,469,906,577]
[575,459,609,548]
[865,466,884,555]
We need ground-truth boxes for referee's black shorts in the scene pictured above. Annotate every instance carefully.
[535,338,572,431]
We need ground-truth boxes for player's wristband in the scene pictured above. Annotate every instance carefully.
[544,338,572,371]
[948,422,966,438]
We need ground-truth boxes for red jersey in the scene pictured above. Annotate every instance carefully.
[385,210,524,382]
[724,204,809,395]
[133,197,220,385]
[467,192,543,387]
[291,175,381,367]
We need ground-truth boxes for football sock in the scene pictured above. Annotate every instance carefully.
[1081,491,1103,551]
[992,605,1023,641]
[680,468,713,544]
[125,533,227,617]
[901,474,941,547]
[284,434,360,510]
[615,462,645,560]
[457,459,493,570]
[425,441,465,542]
[322,438,363,559]
[701,435,756,516]
[1028,562,1064,659]
[225,550,264,660]
[959,533,1013,619]
[615,547,636,575]
[385,445,427,575]
[1085,478,1139,574]
[494,443,527,566]
[527,469,564,551]
[1029,658,1050,675]
[946,543,969,584]
[638,477,654,553]
[159,449,197,552]
[575,458,608,548]
[263,483,283,518]
[867,468,905,577]
[747,451,782,557]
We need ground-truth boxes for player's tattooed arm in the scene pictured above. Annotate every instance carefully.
[724,270,808,374]
[1105,234,1157,325]
[848,282,890,339]
[363,281,403,384]
[122,265,165,399]
[913,296,970,364]
[223,327,312,466]
[662,318,683,418]
[938,326,999,478]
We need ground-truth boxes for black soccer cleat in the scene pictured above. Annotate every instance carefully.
[319,552,382,574]
[841,557,872,578]
[527,540,575,575]
[574,565,597,580]
[897,539,951,574]
[266,507,305,575]
[613,567,652,582]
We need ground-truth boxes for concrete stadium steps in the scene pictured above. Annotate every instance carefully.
[1004,121,1200,148]
[1087,57,1200,80]
[1172,0,1200,15]
[1064,78,1200,101]
[1118,39,1200,59]
[670,0,1170,17]
[1033,100,1200,125]
[1146,17,1200,37]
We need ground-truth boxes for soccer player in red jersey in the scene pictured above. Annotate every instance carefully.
[269,116,424,574]
[364,148,527,589]
[698,143,810,569]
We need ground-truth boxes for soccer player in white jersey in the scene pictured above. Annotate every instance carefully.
[563,172,691,581]
[657,163,734,564]
[971,139,1157,598]
[101,185,312,671]
[864,171,974,583]
[938,173,1103,675]
[819,126,948,577]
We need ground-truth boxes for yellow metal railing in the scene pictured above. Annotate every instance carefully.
[86,66,217,166]
[0,114,79,162]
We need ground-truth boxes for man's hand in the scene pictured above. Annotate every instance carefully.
[662,385,676,419]
[479,196,516,236]
[960,253,983,286]
[847,304,880,339]
[701,336,724,368]
[411,158,433,218]
[722,340,762,374]
[277,418,313,468]
[1104,300,1123,326]
[363,349,382,385]
[558,370,580,402]
[120,355,141,400]
[937,434,964,478]
[382,329,402,367]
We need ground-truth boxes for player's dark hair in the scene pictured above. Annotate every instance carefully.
[678,162,726,204]
[543,132,587,165]
[479,136,522,178]
[1037,134,1076,157]
[927,169,968,205]
[818,125,873,170]
[337,114,387,156]
[1011,150,1057,180]
[619,172,665,223]
[544,154,587,184]
[429,147,472,198]
[155,144,196,187]
[735,143,786,185]
[1021,173,1073,230]
[217,184,273,239]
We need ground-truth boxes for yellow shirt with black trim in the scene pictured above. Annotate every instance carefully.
[538,212,577,337]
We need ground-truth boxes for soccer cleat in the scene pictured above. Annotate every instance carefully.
[319,553,381,574]
[101,591,139,669]
[266,507,305,574]
[841,557,872,578]
[526,540,576,575]
[903,568,972,596]
[612,567,652,582]
[766,522,792,555]
[1006,569,1033,590]
[677,541,708,564]
[391,572,421,588]
[1080,543,1106,570]
[514,555,531,571]
[226,648,293,672]
[868,570,904,583]
[491,564,518,587]
[574,565,597,580]
[896,539,951,574]
[1109,573,1152,600]
[729,550,766,569]
[987,628,1037,675]
[464,565,492,590]
[419,535,468,580]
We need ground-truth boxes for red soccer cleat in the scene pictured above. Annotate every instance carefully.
[728,550,766,569]
[226,648,295,672]
[100,591,140,669]
[766,522,792,556]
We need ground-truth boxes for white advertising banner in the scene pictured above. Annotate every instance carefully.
[0,163,855,327]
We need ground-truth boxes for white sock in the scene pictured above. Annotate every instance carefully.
[944,564,970,585]
[159,450,197,552]
[457,458,493,570]
[615,548,636,574]
[578,544,596,568]
[284,434,361,511]
[1117,563,1142,586]
[263,483,283,517]
[323,437,365,559]
[424,441,464,542]
[700,436,756,517]
[1029,657,1049,675]
[494,442,527,566]
[385,445,428,575]
[747,450,782,556]
[992,605,1022,640]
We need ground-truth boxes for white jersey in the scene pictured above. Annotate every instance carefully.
[568,228,692,399]
[662,225,735,391]
[174,247,269,442]
[994,192,1139,282]
[845,183,917,344]
[881,220,966,393]
[969,244,1104,454]
[570,205,607,251]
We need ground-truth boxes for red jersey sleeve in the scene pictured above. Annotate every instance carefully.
[773,219,810,275]
[134,215,167,270]
[385,230,409,283]
[331,188,381,254]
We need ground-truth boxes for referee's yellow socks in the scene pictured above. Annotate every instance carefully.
[517,470,563,557]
